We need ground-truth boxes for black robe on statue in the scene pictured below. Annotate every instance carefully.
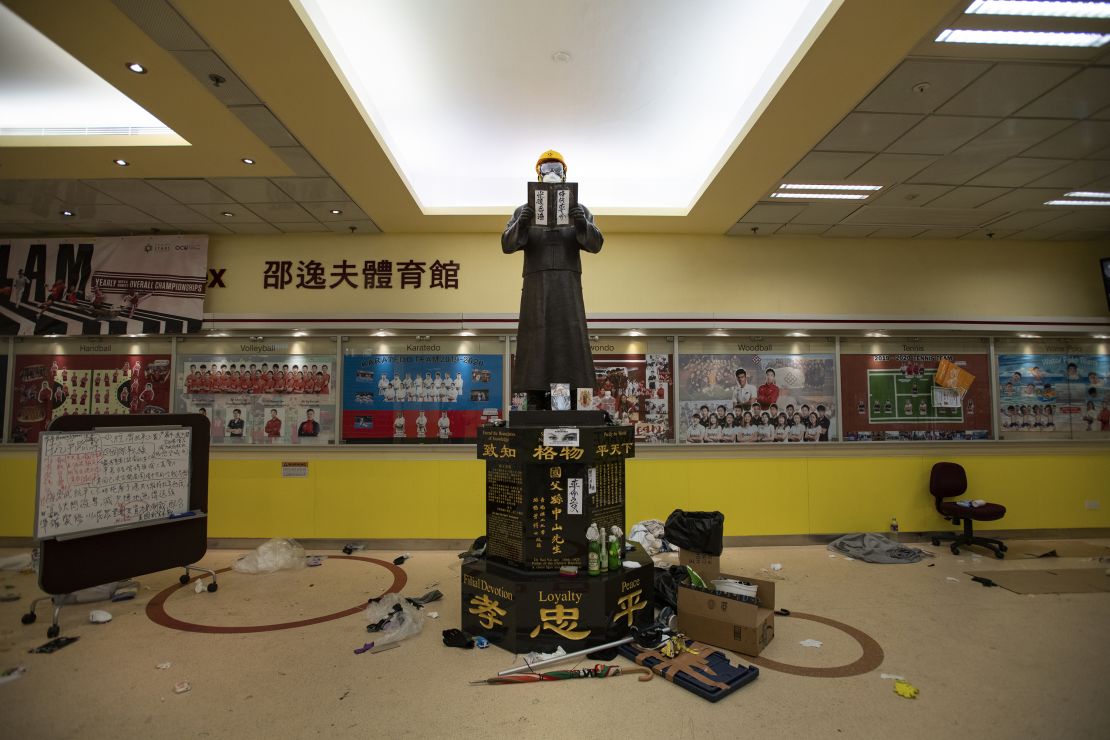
[502,203,603,393]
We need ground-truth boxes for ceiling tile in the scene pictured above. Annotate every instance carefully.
[907,152,1008,185]
[81,180,180,206]
[134,204,212,223]
[73,204,162,223]
[857,59,992,114]
[776,224,826,235]
[925,186,1011,209]
[740,204,806,223]
[789,203,865,225]
[1015,67,1110,119]
[0,224,41,234]
[170,223,234,235]
[848,153,937,182]
[247,202,317,223]
[111,0,208,50]
[983,211,1066,231]
[979,188,1066,211]
[1093,104,1110,121]
[1026,160,1110,189]
[148,179,236,204]
[886,116,998,155]
[272,147,327,177]
[969,158,1071,187]
[0,203,56,221]
[1022,120,1110,159]
[171,51,262,106]
[0,180,121,206]
[937,64,1078,118]
[1036,210,1110,230]
[869,184,951,207]
[821,225,877,238]
[956,118,1072,158]
[273,222,333,233]
[844,206,1006,228]
[323,220,382,235]
[783,152,873,181]
[1007,227,1067,241]
[228,105,299,147]
[960,229,1018,240]
[188,204,263,223]
[815,113,922,153]
[206,178,293,203]
[271,178,349,202]
[1051,230,1106,241]
[226,222,283,235]
[914,228,973,239]
[725,222,781,236]
[866,226,927,238]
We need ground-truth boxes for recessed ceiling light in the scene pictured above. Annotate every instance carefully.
[551,51,572,63]
[779,183,883,191]
[330,208,343,215]
[1018,333,1041,338]
[1093,334,1109,339]
[965,1,1110,19]
[1064,191,1110,198]
[1045,199,1110,206]
[865,332,888,337]
[708,330,729,337]
[221,211,235,217]
[771,192,870,200]
[126,62,147,74]
[935,28,1110,46]
[241,157,255,165]
[372,330,391,337]
[292,330,308,337]
[113,158,129,166]
[60,209,74,217]
[786,331,809,337]
[458,330,476,336]
[626,330,645,337]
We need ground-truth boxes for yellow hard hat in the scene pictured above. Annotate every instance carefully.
[536,149,567,175]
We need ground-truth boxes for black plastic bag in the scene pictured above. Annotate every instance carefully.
[664,510,724,555]
[653,565,691,612]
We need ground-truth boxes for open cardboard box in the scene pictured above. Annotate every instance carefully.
[677,572,776,657]
[678,549,721,581]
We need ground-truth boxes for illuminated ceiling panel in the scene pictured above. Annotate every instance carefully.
[296,0,838,214]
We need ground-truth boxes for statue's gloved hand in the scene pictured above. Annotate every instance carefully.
[517,205,534,227]
[570,204,587,230]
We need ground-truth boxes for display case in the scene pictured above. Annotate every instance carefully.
[341,336,504,443]
[839,337,992,442]
[10,336,172,444]
[676,336,838,443]
[175,336,338,445]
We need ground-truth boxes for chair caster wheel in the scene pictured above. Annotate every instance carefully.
[931,538,940,547]
[950,545,960,555]
[207,583,218,593]
[995,550,1005,559]
[179,574,190,584]
[999,544,1008,552]
[21,613,36,625]
[47,625,60,639]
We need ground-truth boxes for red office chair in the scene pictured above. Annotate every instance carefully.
[929,462,1007,559]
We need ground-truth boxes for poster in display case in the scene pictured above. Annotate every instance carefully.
[677,338,837,443]
[0,340,8,440]
[342,337,504,443]
[996,339,1110,440]
[839,338,992,442]
[10,337,171,444]
[175,337,337,444]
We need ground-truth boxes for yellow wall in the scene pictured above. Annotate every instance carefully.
[205,233,1110,320]
[3,450,1107,539]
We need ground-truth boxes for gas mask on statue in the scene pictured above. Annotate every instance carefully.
[538,161,566,183]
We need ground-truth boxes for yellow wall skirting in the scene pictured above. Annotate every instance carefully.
[4,450,1107,538]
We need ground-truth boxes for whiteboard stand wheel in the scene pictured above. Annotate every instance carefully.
[21,612,36,625]
[207,582,218,593]
[47,624,60,639]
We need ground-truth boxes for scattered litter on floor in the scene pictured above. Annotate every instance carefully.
[770,563,783,571]
[341,543,365,555]
[0,592,20,602]
[880,673,905,680]
[233,538,305,574]
[111,583,138,601]
[369,643,400,654]
[405,590,443,609]
[194,579,206,593]
[799,639,823,648]
[156,662,171,670]
[173,681,191,694]
[519,646,567,665]
[828,554,837,558]
[364,593,424,647]
[893,679,919,699]
[970,575,998,588]
[442,628,475,649]
[353,642,374,655]
[0,553,33,572]
[927,563,935,567]
[88,609,112,624]
[946,576,960,582]
[474,636,490,649]
[306,555,326,567]
[0,666,27,685]
[427,611,439,619]
[29,636,79,654]
[392,553,411,565]
[424,581,439,590]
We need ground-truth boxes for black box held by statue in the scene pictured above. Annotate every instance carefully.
[460,543,654,653]
[477,414,634,571]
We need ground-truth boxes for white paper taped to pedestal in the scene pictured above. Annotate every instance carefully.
[567,478,583,515]
[588,467,597,494]
[543,427,580,446]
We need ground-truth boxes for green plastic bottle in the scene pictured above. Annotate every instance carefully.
[586,523,600,576]
[608,533,621,571]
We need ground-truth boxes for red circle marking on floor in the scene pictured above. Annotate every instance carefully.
[745,611,885,678]
[146,555,407,634]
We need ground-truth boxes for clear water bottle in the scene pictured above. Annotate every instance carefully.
[889,516,900,543]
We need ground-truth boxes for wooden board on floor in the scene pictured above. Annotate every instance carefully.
[965,569,1110,594]
[1015,541,1110,559]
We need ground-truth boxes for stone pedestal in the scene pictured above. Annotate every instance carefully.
[463,411,651,653]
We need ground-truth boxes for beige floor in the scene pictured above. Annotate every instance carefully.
[1,540,1108,739]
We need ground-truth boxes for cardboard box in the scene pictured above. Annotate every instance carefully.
[678,549,721,581]
[677,573,776,656]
